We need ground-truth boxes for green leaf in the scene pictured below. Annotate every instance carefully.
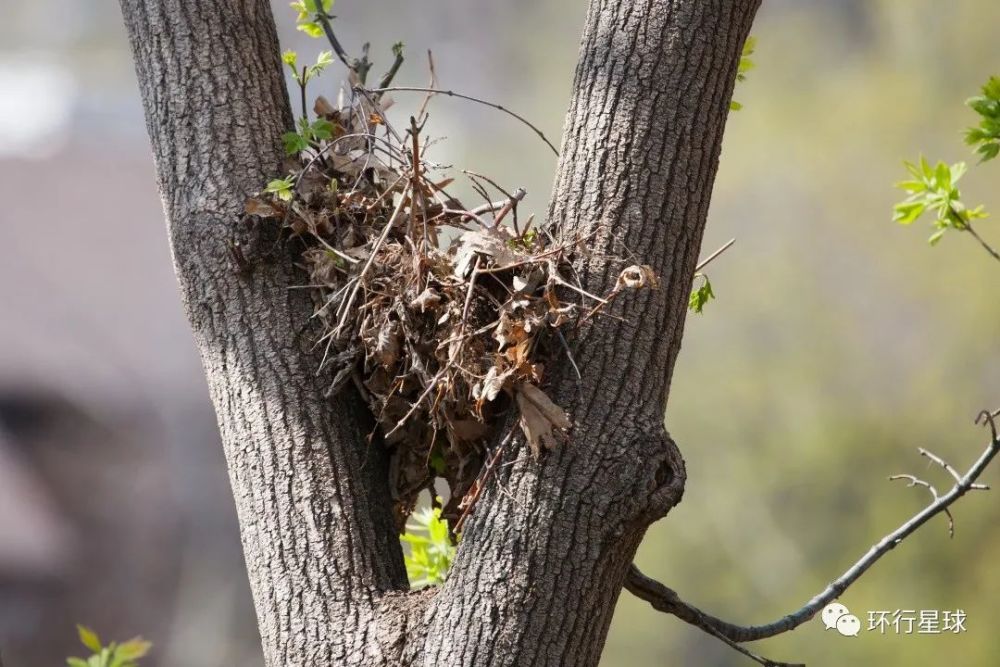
[919,155,933,179]
[934,161,951,189]
[114,639,152,661]
[688,275,715,314]
[964,75,1000,161]
[400,502,456,588]
[978,141,999,162]
[304,50,334,81]
[282,131,309,156]
[310,119,334,141]
[928,228,946,245]
[892,201,925,225]
[949,161,967,182]
[265,177,296,202]
[78,625,103,654]
[297,22,324,38]
[729,100,742,111]
[893,179,925,193]
[67,659,90,667]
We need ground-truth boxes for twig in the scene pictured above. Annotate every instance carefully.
[335,181,411,335]
[555,329,582,380]
[626,566,801,667]
[315,9,356,76]
[376,44,405,93]
[416,50,438,124]
[366,85,560,156]
[964,222,1000,264]
[625,422,1000,647]
[695,238,736,272]
[492,187,526,228]
[888,473,954,538]
[454,429,515,534]
[384,370,445,440]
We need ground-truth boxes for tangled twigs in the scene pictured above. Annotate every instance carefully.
[625,413,1000,665]
[249,82,653,524]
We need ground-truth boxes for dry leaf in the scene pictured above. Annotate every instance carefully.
[245,198,278,218]
[375,322,401,367]
[410,287,442,313]
[314,95,336,117]
[515,383,571,457]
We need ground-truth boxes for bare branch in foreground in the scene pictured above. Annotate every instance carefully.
[627,415,999,659]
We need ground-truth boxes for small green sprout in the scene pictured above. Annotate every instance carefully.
[689,274,715,314]
[893,156,987,245]
[401,503,457,589]
[67,625,151,667]
[265,176,296,202]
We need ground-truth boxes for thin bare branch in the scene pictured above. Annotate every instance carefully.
[964,222,1000,264]
[365,85,560,156]
[888,473,954,538]
[695,237,736,272]
[626,422,1000,648]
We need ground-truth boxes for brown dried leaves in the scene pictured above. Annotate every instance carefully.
[247,92,654,523]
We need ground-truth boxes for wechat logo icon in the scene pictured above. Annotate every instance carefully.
[822,602,861,637]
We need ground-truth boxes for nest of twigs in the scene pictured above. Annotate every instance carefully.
[247,90,656,528]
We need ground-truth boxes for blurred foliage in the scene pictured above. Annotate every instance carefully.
[965,76,1000,162]
[67,626,151,667]
[401,503,457,589]
[290,0,333,38]
[730,36,757,112]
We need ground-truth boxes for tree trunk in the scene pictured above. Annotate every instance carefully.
[120,0,759,665]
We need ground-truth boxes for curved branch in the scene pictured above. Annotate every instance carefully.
[627,424,999,645]
[364,86,561,156]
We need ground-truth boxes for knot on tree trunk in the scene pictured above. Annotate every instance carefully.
[618,420,686,529]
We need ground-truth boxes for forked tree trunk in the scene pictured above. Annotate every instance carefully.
[120,0,759,665]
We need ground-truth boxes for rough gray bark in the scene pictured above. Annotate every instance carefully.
[120,0,759,665]
[119,2,406,665]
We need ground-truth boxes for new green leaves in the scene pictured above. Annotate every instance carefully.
[67,626,151,667]
[731,36,756,112]
[965,75,1000,163]
[265,176,295,201]
[893,157,986,245]
[401,504,456,588]
[688,274,715,314]
[282,49,333,86]
[281,50,336,156]
[290,0,333,38]
[283,117,334,156]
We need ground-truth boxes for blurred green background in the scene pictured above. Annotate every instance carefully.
[0,1,996,665]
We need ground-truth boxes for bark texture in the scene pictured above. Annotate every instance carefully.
[119,2,405,665]
[410,2,759,665]
[121,0,759,665]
